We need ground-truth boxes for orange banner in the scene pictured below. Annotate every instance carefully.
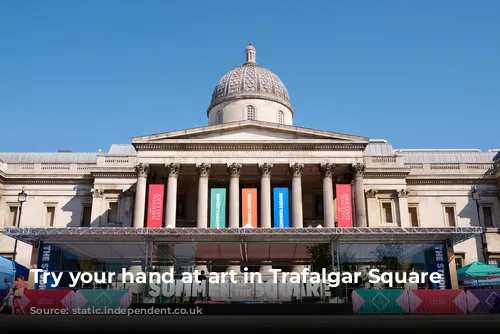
[241,188,257,228]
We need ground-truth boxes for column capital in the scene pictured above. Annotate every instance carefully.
[365,189,378,198]
[134,163,149,178]
[319,163,335,178]
[166,163,181,178]
[289,163,304,178]
[91,188,103,198]
[353,163,366,177]
[196,163,211,177]
[258,163,273,177]
[227,163,242,177]
[398,189,409,198]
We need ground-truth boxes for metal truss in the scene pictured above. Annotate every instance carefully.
[3,226,482,246]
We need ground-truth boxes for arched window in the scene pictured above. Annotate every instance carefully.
[217,110,223,124]
[246,105,255,120]
[278,110,284,124]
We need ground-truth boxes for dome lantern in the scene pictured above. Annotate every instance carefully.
[245,43,256,64]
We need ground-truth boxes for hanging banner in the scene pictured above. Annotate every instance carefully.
[408,290,467,314]
[466,290,500,313]
[210,188,226,228]
[336,184,353,227]
[352,289,409,314]
[146,184,164,228]
[273,188,289,228]
[424,245,451,289]
[242,188,258,228]
[23,290,75,312]
[35,243,60,290]
[74,289,132,310]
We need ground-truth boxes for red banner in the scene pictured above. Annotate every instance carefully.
[22,290,74,313]
[408,290,467,314]
[336,184,353,227]
[147,184,164,228]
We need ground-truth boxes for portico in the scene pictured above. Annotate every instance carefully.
[131,160,368,230]
[126,120,371,231]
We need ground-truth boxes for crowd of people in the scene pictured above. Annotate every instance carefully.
[1,275,28,315]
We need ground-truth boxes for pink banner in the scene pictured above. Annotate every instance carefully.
[408,290,467,314]
[147,184,164,228]
[336,184,353,227]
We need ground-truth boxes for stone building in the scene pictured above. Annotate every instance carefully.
[0,44,499,294]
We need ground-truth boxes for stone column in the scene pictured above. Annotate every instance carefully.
[90,189,103,227]
[165,163,181,228]
[353,163,367,227]
[258,163,273,228]
[289,163,304,228]
[228,163,242,228]
[319,163,335,227]
[196,163,211,228]
[447,246,459,289]
[398,189,410,228]
[365,189,378,227]
[133,163,149,228]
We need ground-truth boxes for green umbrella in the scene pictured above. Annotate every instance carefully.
[456,261,500,280]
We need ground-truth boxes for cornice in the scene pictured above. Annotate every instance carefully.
[91,172,137,179]
[364,172,409,179]
[5,178,94,185]
[133,142,367,151]
[406,178,497,185]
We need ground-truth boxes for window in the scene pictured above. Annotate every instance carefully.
[482,206,494,227]
[81,206,92,227]
[455,254,465,270]
[246,105,255,120]
[444,206,456,227]
[45,206,55,227]
[217,110,223,124]
[278,110,284,124]
[314,195,324,218]
[108,202,118,222]
[381,202,393,224]
[408,206,419,227]
[6,206,18,227]
[176,195,185,217]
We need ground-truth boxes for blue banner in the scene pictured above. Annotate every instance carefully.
[36,242,56,290]
[273,188,289,228]
[425,244,451,289]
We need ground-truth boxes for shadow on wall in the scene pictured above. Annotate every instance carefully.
[60,184,136,228]
[457,154,499,262]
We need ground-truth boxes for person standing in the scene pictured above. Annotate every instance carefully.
[14,275,27,314]
[0,278,15,314]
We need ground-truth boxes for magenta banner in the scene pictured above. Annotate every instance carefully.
[466,290,500,313]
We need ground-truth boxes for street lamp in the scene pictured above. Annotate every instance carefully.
[13,188,27,262]
[471,186,488,263]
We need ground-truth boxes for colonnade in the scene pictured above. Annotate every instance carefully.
[132,162,367,229]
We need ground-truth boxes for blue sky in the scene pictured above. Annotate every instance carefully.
[1,1,498,153]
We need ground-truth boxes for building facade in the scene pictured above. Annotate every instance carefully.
[1,45,499,297]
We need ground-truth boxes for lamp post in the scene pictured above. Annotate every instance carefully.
[471,186,488,263]
[13,188,27,262]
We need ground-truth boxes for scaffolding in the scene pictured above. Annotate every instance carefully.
[3,226,481,246]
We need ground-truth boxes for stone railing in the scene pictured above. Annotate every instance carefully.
[6,163,97,173]
[365,156,405,167]
[404,162,495,174]
[97,155,137,165]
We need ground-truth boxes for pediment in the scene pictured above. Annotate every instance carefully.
[131,121,369,143]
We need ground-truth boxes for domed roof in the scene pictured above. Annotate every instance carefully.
[208,44,292,112]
